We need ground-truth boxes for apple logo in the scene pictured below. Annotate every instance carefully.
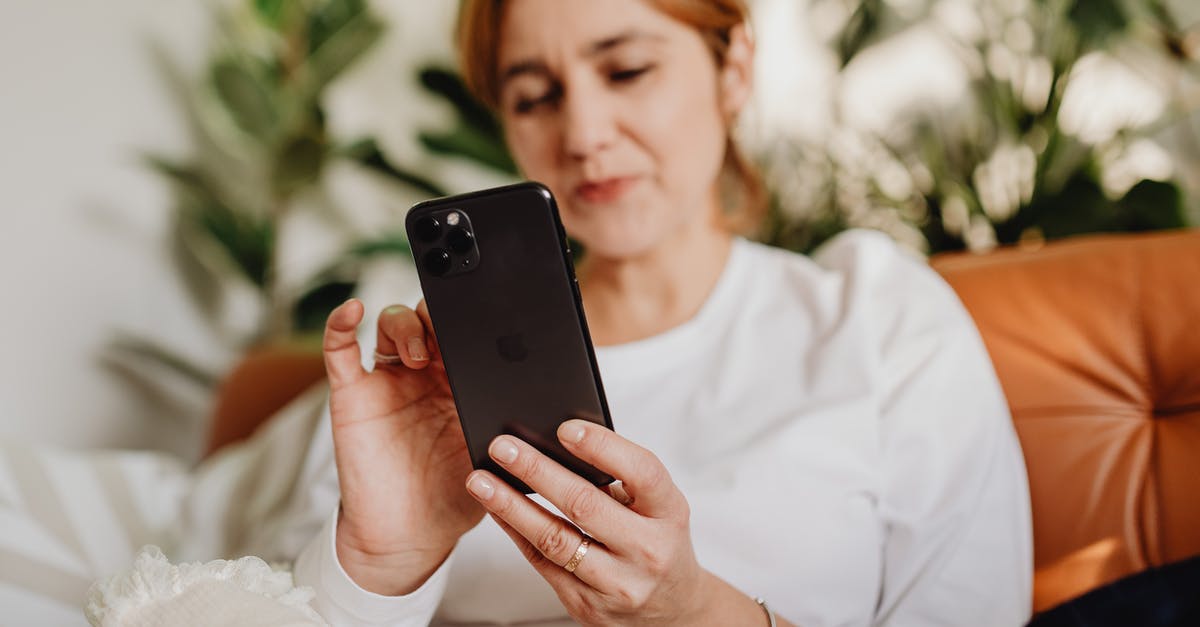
[496,334,528,362]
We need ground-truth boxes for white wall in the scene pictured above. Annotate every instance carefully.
[0,1,220,458]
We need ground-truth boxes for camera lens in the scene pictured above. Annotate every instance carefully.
[414,216,441,243]
[446,227,474,254]
[422,248,452,276]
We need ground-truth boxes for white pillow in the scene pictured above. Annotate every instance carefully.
[86,546,326,627]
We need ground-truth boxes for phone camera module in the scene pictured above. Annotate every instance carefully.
[423,248,452,276]
[446,227,475,254]
[414,216,442,243]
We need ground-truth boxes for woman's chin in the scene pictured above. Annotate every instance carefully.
[573,229,665,262]
[561,198,676,261]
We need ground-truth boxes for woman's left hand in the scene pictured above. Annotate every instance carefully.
[463,419,753,627]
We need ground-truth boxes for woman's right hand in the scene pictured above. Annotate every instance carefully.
[322,299,483,595]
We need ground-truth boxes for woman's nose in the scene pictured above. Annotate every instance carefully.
[562,90,617,161]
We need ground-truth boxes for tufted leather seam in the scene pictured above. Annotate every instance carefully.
[983,321,1151,410]
[1145,424,1163,565]
[1013,406,1151,420]
[1152,404,1200,417]
[1134,246,1160,568]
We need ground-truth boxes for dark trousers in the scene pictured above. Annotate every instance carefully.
[1027,555,1200,627]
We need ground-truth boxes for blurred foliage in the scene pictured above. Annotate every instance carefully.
[121,0,438,386]
[417,67,518,174]
[762,0,1199,254]
[122,0,1200,388]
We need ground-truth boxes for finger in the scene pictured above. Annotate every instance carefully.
[486,435,640,550]
[604,481,633,506]
[557,420,685,520]
[488,513,585,596]
[376,304,432,369]
[323,299,366,388]
[414,299,441,361]
[467,471,623,592]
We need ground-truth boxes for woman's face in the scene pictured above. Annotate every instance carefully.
[496,0,750,260]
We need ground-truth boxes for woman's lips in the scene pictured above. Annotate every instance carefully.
[575,176,640,203]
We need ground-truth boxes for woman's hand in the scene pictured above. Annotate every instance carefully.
[323,299,483,596]
[463,420,784,626]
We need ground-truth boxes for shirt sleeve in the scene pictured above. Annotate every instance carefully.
[293,506,454,627]
[822,232,1033,626]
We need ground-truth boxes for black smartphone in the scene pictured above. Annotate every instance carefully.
[405,181,614,494]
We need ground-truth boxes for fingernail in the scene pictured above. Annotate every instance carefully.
[467,474,494,500]
[559,420,586,444]
[408,337,429,361]
[383,305,405,315]
[490,437,519,464]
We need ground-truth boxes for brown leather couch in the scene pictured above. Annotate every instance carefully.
[209,228,1200,614]
[931,228,1200,612]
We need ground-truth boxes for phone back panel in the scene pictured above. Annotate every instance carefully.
[406,182,614,492]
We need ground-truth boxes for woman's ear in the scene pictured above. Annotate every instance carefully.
[719,21,755,123]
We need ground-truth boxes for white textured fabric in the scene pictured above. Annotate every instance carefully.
[86,546,327,627]
[294,230,1035,627]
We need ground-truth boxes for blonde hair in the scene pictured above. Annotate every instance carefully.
[455,0,768,234]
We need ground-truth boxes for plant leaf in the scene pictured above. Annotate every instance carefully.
[149,157,274,287]
[273,133,328,197]
[211,57,279,141]
[1067,0,1129,51]
[419,67,503,137]
[1022,170,1115,240]
[146,46,271,213]
[838,0,886,67]
[419,125,517,174]
[341,139,447,197]
[306,7,383,91]
[1117,179,1186,231]
[253,0,288,29]
[347,232,411,259]
[307,0,367,52]
[167,209,228,330]
[106,333,221,388]
[293,280,357,334]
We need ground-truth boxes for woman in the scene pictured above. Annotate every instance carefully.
[293,0,1033,625]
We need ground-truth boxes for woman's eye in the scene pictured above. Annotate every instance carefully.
[514,97,544,114]
[513,87,561,114]
[509,66,651,114]
[610,65,654,83]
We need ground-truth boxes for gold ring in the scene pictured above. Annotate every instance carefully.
[373,349,404,365]
[563,536,591,573]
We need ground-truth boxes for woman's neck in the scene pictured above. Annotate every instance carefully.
[577,219,733,347]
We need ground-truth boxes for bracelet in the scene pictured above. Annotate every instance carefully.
[754,597,777,627]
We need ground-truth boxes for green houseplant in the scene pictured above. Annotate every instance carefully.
[111,0,449,393]
[759,0,1198,254]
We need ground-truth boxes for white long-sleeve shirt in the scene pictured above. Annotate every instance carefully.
[292,230,1034,626]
